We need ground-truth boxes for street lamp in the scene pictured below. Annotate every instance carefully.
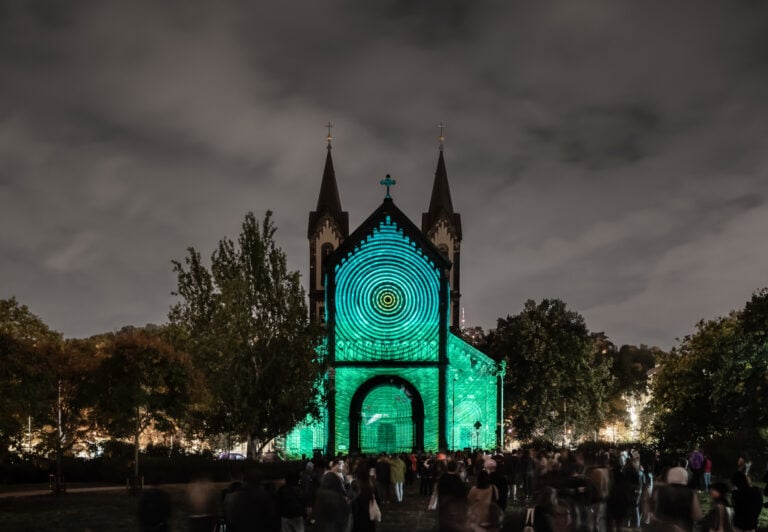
[474,421,482,450]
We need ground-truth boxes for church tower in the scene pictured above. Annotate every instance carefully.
[422,132,462,330]
[308,129,348,321]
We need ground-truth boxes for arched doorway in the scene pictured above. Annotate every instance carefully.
[349,376,424,453]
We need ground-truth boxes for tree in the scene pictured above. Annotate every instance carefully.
[647,287,768,451]
[488,298,612,442]
[603,343,662,431]
[89,327,202,479]
[0,298,60,461]
[169,211,325,456]
[35,338,101,473]
[648,314,739,450]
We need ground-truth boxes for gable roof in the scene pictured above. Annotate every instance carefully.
[327,197,452,273]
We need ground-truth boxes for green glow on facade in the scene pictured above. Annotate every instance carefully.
[335,216,440,361]
[284,207,501,457]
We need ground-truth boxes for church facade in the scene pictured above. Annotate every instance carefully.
[284,138,504,456]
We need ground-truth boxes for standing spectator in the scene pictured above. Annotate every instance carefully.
[700,482,734,532]
[276,471,305,532]
[520,449,536,502]
[406,453,417,486]
[652,466,703,532]
[589,453,611,532]
[437,460,469,532]
[731,471,763,532]
[350,465,380,532]
[388,454,407,503]
[374,454,391,504]
[606,455,633,532]
[532,486,566,532]
[419,456,433,496]
[687,448,704,492]
[703,454,713,494]
[737,453,752,477]
[223,468,278,532]
[312,472,351,532]
[300,462,315,520]
[467,470,499,530]
[506,449,521,503]
[484,459,509,511]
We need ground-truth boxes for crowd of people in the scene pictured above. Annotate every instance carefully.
[172,447,768,532]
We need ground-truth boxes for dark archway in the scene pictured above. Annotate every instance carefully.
[349,375,425,453]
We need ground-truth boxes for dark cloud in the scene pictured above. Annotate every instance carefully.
[1,0,767,348]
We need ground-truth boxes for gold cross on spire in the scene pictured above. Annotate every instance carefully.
[326,121,333,149]
[437,121,447,151]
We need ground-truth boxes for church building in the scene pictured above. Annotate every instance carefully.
[285,130,504,456]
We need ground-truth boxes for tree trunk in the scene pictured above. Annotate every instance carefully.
[134,409,140,478]
[54,380,63,495]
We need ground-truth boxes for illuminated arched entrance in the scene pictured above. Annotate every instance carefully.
[350,376,424,454]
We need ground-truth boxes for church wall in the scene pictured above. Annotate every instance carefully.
[332,216,443,363]
[334,366,440,453]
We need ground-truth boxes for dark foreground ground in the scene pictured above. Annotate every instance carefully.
[0,480,502,532]
[0,480,765,532]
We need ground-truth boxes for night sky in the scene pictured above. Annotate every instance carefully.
[2,1,767,349]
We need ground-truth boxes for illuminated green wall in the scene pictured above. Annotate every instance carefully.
[285,207,500,457]
[334,216,441,362]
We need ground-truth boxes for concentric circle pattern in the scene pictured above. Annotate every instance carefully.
[335,217,441,359]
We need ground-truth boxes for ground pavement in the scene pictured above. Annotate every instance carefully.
[316,480,526,532]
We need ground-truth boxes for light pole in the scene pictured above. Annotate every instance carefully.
[452,375,458,450]
[474,421,482,450]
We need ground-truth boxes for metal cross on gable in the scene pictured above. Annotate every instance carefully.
[380,174,396,199]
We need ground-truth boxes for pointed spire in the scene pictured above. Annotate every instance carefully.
[427,149,454,216]
[316,148,342,213]
[309,126,348,238]
[422,140,461,239]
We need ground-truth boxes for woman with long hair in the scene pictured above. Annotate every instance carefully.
[350,463,380,532]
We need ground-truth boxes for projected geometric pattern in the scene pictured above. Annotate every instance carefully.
[335,216,441,361]
[446,334,500,450]
[282,197,503,457]
[334,366,439,452]
[359,385,413,453]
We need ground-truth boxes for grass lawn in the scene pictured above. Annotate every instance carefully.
[0,482,227,532]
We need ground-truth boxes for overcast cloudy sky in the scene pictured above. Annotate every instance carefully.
[1,0,767,349]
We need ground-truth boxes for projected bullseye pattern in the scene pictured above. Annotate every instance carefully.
[335,217,440,358]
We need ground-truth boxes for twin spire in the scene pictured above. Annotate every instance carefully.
[310,123,459,238]
[319,122,455,204]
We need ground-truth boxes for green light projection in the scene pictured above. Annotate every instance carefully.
[335,366,439,453]
[447,334,499,450]
[284,210,501,457]
[334,216,440,362]
[360,385,413,453]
